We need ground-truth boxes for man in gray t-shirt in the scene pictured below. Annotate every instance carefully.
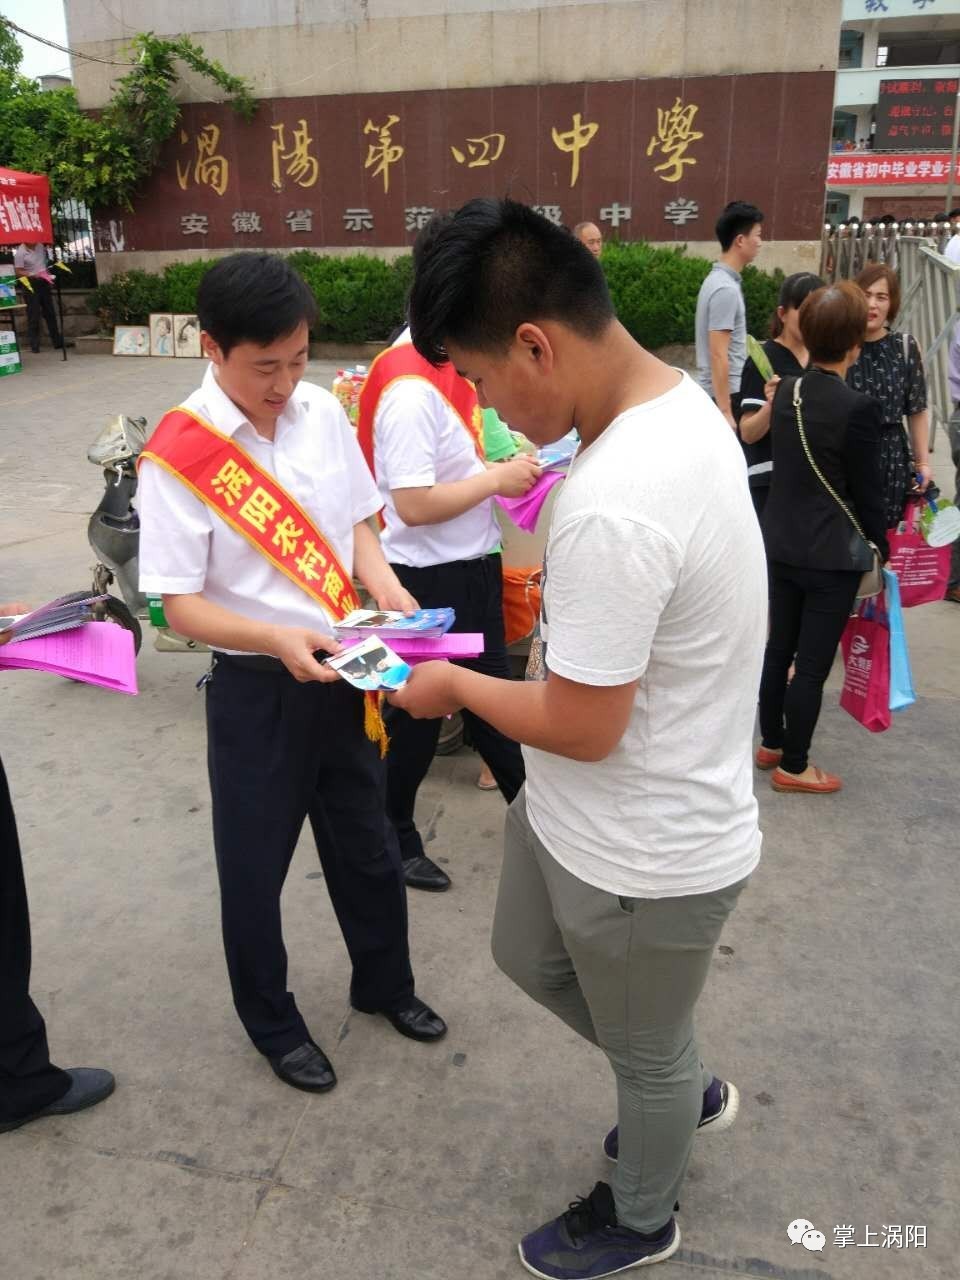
[694,202,763,431]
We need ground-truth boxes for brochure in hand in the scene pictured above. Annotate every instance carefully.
[0,592,110,642]
[334,607,455,640]
[326,636,412,692]
[537,430,579,472]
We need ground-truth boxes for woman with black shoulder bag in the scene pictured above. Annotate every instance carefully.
[757,282,889,795]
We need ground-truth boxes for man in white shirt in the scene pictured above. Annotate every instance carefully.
[12,241,62,353]
[357,283,540,893]
[390,201,766,1278]
[137,253,446,1095]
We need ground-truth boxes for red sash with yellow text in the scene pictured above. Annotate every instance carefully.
[139,407,389,753]
[357,341,485,482]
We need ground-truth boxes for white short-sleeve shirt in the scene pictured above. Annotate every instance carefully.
[373,331,500,567]
[138,365,382,647]
[524,372,766,899]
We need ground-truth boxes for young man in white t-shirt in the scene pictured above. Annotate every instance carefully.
[389,200,766,1277]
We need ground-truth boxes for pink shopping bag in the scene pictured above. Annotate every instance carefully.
[886,503,951,607]
[840,605,891,733]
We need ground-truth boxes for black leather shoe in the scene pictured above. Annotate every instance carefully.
[402,854,451,892]
[0,1067,115,1134]
[269,1041,337,1093]
[357,996,447,1042]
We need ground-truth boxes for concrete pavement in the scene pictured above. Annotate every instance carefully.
[0,351,957,1280]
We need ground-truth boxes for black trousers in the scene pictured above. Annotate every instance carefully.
[750,485,772,598]
[23,278,61,351]
[749,484,769,524]
[758,562,861,774]
[0,754,71,1123]
[206,658,415,1058]
[384,552,525,861]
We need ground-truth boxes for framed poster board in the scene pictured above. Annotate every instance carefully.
[113,325,150,356]
[174,314,201,358]
[149,313,174,356]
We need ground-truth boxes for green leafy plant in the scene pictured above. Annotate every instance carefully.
[88,269,170,327]
[602,241,783,347]
[741,263,786,342]
[161,259,214,314]
[87,245,785,348]
[292,254,411,342]
[0,22,255,209]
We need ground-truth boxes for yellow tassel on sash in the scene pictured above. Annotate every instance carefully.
[364,691,390,758]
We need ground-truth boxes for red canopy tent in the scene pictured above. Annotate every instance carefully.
[0,167,54,245]
[0,167,66,361]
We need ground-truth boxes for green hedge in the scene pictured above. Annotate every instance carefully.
[601,241,783,347]
[88,246,783,349]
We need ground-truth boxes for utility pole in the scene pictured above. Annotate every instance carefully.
[945,80,960,215]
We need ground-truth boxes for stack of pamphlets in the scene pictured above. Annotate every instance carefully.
[0,593,138,694]
[0,592,109,640]
[0,622,138,694]
[334,608,455,640]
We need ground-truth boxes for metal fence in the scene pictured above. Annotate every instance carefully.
[818,221,958,284]
[50,198,97,288]
[897,243,960,452]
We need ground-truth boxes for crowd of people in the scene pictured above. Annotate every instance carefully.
[0,194,953,1277]
[698,204,943,793]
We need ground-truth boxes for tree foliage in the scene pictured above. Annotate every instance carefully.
[0,23,255,209]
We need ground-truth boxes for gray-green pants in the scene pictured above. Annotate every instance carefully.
[492,789,749,1233]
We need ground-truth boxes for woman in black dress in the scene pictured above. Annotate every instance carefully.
[758,283,889,795]
[848,264,933,529]
[737,271,824,525]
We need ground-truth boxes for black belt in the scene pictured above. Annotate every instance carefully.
[213,651,285,673]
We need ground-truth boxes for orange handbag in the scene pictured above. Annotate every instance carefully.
[501,565,542,646]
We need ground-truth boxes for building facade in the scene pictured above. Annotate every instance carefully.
[64,0,842,275]
[829,0,960,223]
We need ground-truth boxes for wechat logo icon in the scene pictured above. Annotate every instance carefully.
[787,1218,826,1252]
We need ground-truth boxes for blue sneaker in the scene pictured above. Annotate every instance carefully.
[602,1077,739,1162]
[519,1182,679,1278]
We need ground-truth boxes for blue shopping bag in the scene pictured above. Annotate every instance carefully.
[882,568,916,713]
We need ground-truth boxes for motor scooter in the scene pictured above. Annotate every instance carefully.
[86,414,207,654]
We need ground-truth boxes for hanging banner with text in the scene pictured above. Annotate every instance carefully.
[0,167,53,246]
[827,152,960,186]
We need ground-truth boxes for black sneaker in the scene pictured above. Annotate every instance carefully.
[602,1077,739,1161]
[518,1181,679,1278]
